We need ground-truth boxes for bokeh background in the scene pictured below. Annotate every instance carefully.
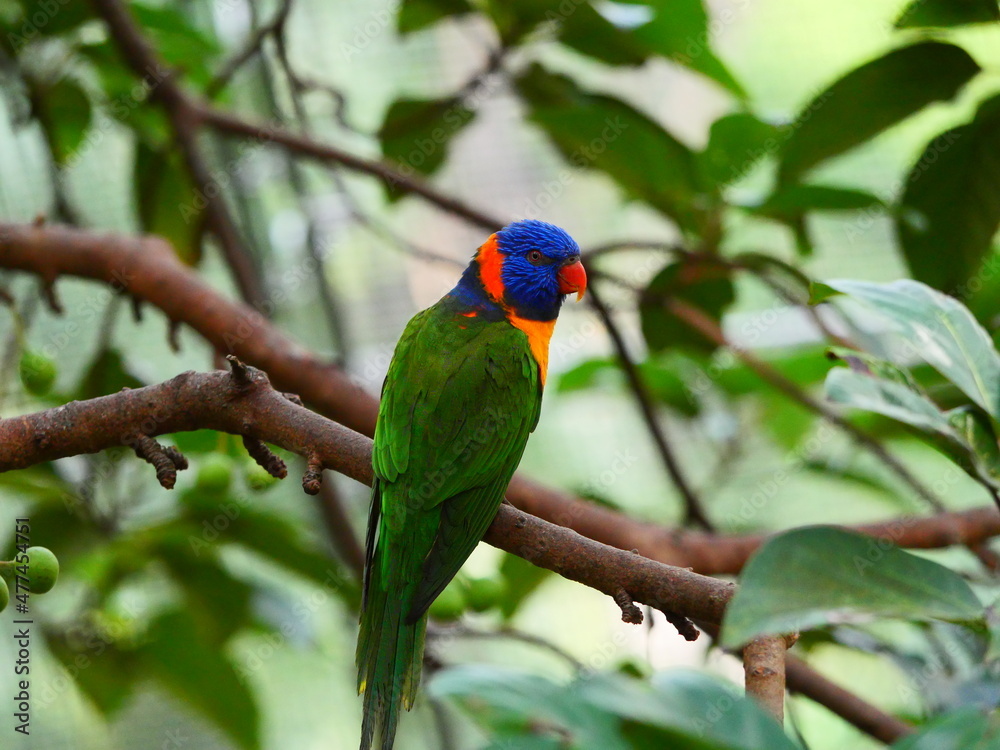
[1,0,1000,748]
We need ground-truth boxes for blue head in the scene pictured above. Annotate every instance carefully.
[458,220,586,321]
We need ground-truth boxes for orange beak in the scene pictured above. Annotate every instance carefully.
[557,257,587,301]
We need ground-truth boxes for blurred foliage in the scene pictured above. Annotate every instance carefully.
[1,0,1000,748]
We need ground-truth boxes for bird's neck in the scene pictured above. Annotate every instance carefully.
[446,251,559,386]
[446,259,507,320]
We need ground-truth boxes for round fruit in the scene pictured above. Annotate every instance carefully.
[245,463,279,492]
[428,579,466,621]
[464,576,506,612]
[25,546,59,594]
[0,577,8,612]
[196,455,233,493]
[19,350,57,396]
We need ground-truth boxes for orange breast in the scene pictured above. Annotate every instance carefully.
[508,315,556,386]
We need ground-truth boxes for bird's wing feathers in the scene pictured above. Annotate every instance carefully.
[368,301,541,612]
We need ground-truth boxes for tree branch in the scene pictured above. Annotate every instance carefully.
[0,226,927,742]
[664,296,948,513]
[90,0,267,307]
[0,362,732,628]
[785,655,914,744]
[194,103,503,232]
[1,222,999,578]
[743,635,788,723]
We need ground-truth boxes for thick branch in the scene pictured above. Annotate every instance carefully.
[0,366,731,626]
[1,222,999,577]
[0,229,924,742]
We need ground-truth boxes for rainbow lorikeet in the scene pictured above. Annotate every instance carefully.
[357,220,587,750]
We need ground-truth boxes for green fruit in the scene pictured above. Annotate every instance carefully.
[25,547,59,594]
[196,455,233,492]
[245,463,279,491]
[428,579,466,621]
[19,350,57,396]
[0,576,8,612]
[465,576,506,612]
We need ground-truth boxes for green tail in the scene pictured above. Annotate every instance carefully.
[357,497,428,750]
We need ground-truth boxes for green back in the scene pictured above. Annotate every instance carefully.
[369,299,542,618]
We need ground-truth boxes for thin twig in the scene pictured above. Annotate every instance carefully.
[205,0,294,98]
[664,295,948,513]
[90,0,266,307]
[589,284,714,530]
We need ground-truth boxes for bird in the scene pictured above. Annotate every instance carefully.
[356,219,587,750]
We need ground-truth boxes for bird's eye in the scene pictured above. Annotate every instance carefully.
[527,250,545,264]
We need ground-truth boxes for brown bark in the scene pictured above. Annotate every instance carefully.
[743,636,788,724]
[2,222,998,579]
[0,362,730,626]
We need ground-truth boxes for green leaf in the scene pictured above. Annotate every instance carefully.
[897,94,1000,293]
[822,279,1000,418]
[558,3,648,67]
[183,505,360,604]
[139,609,259,750]
[171,429,222,454]
[640,260,735,354]
[582,671,801,750]
[896,0,1000,28]
[946,405,1000,485]
[498,552,553,620]
[891,709,994,749]
[429,666,629,749]
[825,367,958,438]
[31,77,92,164]
[77,40,171,146]
[134,142,203,264]
[153,533,253,644]
[77,348,145,400]
[378,97,474,178]
[397,0,472,33]
[699,113,778,187]
[514,63,710,234]
[755,184,884,218]
[129,2,219,89]
[721,527,983,647]
[752,184,884,255]
[631,0,746,98]
[557,356,699,415]
[824,361,1000,489]
[11,0,92,37]
[556,356,617,393]
[47,635,139,716]
[808,281,840,305]
[778,42,981,183]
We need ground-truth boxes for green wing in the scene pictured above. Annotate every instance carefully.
[371,301,541,617]
[358,301,541,749]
